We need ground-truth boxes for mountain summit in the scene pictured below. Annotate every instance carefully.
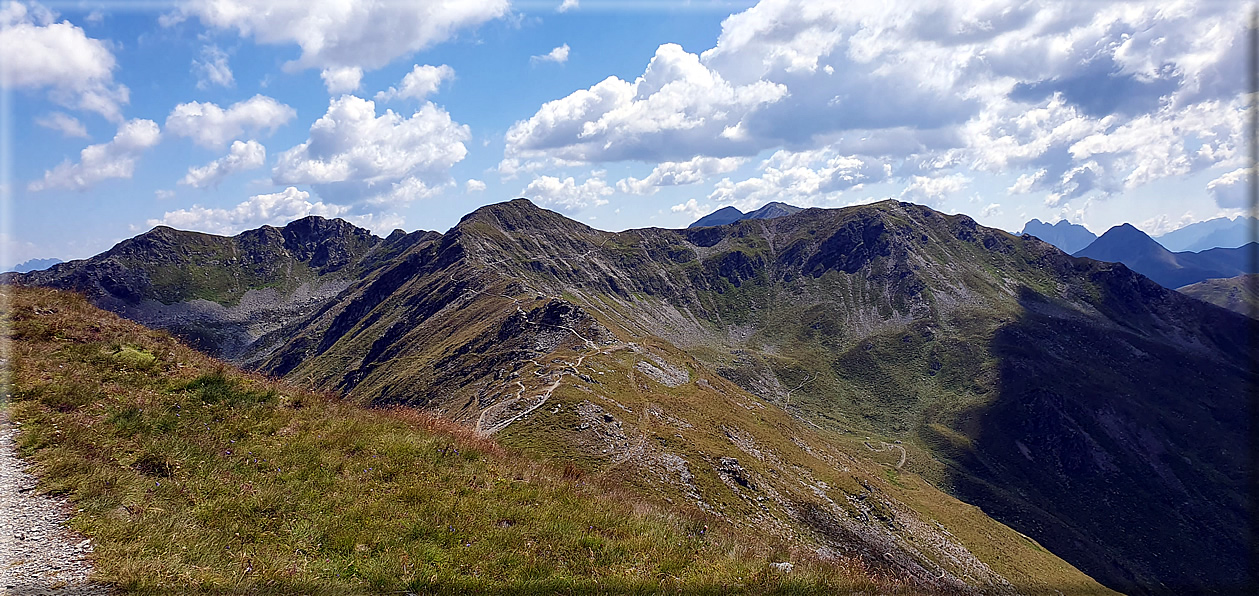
[1018,218,1096,254]
[1074,223,1256,288]
[689,201,802,228]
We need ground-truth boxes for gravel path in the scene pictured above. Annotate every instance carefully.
[0,413,107,596]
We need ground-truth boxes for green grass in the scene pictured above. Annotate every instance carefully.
[4,286,893,593]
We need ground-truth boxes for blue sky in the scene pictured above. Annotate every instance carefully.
[1,0,1251,267]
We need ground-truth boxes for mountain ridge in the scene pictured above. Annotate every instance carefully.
[1018,219,1096,254]
[1073,223,1257,288]
[8,198,1254,595]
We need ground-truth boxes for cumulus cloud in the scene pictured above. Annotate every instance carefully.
[508,0,1246,212]
[0,2,129,121]
[465,178,486,193]
[1206,167,1250,210]
[193,45,234,89]
[616,156,744,195]
[375,64,454,102]
[320,66,362,94]
[35,111,87,138]
[147,186,350,236]
[155,189,175,200]
[179,139,266,188]
[174,0,508,72]
[899,173,970,207]
[505,43,787,166]
[272,95,469,205]
[165,95,296,149]
[522,175,612,213]
[29,119,160,191]
[557,0,578,12]
[707,149,890,210]
[670,198,711,220]
[531,44,570,65]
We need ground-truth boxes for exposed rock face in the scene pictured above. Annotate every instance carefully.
[11,198,1254,595]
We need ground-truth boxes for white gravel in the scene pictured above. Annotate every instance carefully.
[0,413,108,595]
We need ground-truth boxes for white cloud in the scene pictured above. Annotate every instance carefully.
[465,178,486,193]
[29,119,160,191]
[522,175,612,213]
[155,189,175,200]
[320,66,363,94]
[147,187,350,236]
[557,0,578,13]
[616,156,744,195]
[531,44,570,65]
[272,95,469,205]
[375,64,454,102]
[179,139,266,188]
[1206,167,1250,210]
[707,149,890,210]
[175,0,508,72]
[508,0,1246,213]
[505,43,787,165]
[34,111,87,138]
[194,45,234,89]
[899,173,970,207]
[165,95,296,149]
[670,198,711,220]
[0,2,129,121]
[1140,211,1198,237]
[980,203,1002,218]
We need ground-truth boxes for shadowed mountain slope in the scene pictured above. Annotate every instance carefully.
[689,206,745,228]
[11,198,1254,595]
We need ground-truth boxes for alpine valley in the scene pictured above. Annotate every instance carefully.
[9,199,1255,595]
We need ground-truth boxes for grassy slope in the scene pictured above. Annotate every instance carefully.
[1177,273,1259,317]
[4,286,901,594]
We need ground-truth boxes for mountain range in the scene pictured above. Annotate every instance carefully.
[6,257,63,273]
[1072,223,1257,288]
[689,202,804,228]
[1018,219,1097,254]
[1153,216,1257,252]
[8,198,1255,595]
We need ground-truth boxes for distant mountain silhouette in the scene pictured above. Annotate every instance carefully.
[688,206,744,228]
[1018,219,1097,254]
[1074,223,1257,288]
[689,202,802,227]
[7,257,62,273]
[1154,216,1257,252]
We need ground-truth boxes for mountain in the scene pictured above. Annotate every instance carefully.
[7,257,62,273]
[9,285,957,593]
[1154,216,1257,252]
[688,205,744,228]
[1178,273,1259,317]
[1018,219,1096,254]
[689,202,802,227]
[1073,223,1257,288]
[741,201,803,220]
[10,199,1255,595]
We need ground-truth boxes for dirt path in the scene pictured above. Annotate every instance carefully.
[0,412,107,595]
[864,440,907,469]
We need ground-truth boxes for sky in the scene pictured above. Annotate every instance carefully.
[0,0,1252,268]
